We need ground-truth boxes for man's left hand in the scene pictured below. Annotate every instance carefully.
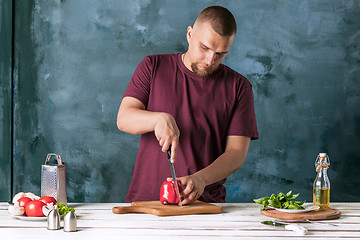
[175,174,206,205]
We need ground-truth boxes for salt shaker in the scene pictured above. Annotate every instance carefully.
[47,209,60,230]
[64,211,77,232]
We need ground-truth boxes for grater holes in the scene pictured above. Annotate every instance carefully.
[41,170,58,200]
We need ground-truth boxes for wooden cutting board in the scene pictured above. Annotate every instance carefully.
[261,207,341,220]
[112,200,222,216]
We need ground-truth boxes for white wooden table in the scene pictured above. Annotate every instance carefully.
[1,202,359,239]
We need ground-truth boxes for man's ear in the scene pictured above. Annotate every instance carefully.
[186,26,193,41]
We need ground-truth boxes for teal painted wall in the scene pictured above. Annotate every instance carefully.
[0,0,12,201]
[1,0,359,202]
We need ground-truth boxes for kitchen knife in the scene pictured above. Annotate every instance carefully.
[167,148,182,207]
[278,219,339,226]
[261,221,308,235]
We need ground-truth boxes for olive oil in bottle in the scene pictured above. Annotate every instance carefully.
[313,153,330,209]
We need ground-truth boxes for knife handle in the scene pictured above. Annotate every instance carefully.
[167,146,171,160]
[285,224,308,235]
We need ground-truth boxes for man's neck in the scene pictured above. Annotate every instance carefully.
[182,52,192,72]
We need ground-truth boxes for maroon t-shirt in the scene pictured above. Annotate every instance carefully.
[123,53,258,203]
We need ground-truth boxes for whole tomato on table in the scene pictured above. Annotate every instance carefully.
[39,196,57,205]
[17,197,32,208]
[25,200,46,217]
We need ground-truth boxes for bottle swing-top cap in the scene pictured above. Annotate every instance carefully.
[315,153,330,172]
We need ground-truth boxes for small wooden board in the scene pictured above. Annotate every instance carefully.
[112,200,222,216]
[261,207,341,220]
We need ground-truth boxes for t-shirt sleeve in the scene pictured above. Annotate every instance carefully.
[123,56,153,107]
[227,79,259,140]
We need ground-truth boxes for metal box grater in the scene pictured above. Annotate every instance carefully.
[41,153,67,204]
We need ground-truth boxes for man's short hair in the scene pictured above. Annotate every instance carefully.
[196,5,237,37]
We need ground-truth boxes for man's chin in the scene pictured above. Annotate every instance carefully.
[191,64,216,77]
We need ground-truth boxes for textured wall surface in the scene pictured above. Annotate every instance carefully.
[1,0,359,202]
[0,0,12,201]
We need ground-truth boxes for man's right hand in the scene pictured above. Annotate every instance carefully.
[154,113,180,162]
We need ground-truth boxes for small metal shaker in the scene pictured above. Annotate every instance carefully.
[64,211,77,232]
[41,153,67,204]
[47,209,60,230]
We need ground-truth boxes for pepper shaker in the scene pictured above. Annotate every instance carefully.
[64,211,77,232]
[47,209,60,230]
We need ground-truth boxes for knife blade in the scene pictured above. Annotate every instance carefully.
[277,219,339,226]
[167,148,182,207]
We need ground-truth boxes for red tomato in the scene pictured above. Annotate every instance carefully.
[17,197,32,208]
[25,200,46,217]
[39,196,57,205]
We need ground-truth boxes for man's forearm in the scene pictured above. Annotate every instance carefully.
[117,107,158,135]
[178,136,250,205]
[117,97,180,157]
[193,148,248,186]
[194,136,250,185]
[117,96,160,135]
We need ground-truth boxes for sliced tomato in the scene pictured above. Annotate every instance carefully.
[25,200,46,217]
[17,197,32,208]
[39,196,57,205]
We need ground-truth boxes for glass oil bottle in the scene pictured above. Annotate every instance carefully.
[313,153,330,209]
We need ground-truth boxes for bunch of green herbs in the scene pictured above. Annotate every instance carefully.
[56,202,75,216]
[253,191,305,210]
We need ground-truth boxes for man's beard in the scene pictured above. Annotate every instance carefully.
[191,63,216,77]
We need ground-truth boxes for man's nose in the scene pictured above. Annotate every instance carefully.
[205,52,216,66]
